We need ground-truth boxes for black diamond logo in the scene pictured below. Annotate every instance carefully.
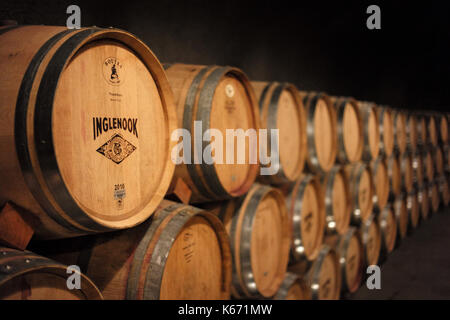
[96,133,136,164]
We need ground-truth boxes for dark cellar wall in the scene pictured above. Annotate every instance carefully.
[1,0,449,112]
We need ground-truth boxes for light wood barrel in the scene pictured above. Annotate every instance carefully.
[412,150,424,188]
[393,194,408,244]
[377,106,394,157]
[286,175,325,263]
[321,166,351,235]
[387,154,402,200]
[416,114,427,146]
[406,190,420,231]
[0,26,176,238]
[304,245,341,300]
[406,113,418,151]
[399,151,414,193]
[164,63,260,203]
[378,205,397,256]
[433,146,444,177]
[359,102,380,161]
[427,114,438,147]
[393,110,407,154]
[214,184,290,298]
[429,181,440,213]
[438,176,450,207]
[423,148,435,183]
[252,82,306,185]
[274,273,311,300]
[345,163,374,224]
[333,98,363,163]
[0,247,102,300]
[439,114,449,144]
[336,227,364,294]
[0,26,177,239]
[360,213,382,267]
[302,92,338,173]
[371,156,390,210]
[418,186,430,221]
[32,200,232,300]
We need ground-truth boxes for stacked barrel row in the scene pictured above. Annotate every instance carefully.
[0,25,448,300]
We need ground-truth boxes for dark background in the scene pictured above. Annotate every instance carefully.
[2,0,449,112]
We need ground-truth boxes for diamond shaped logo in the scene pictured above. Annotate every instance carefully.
[96,133,136,164]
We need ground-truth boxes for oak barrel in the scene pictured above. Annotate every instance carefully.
[301,92,338,173]
[427,114,438,147]
[359,102,380,161]
[386,154,402,201]
[32,200,232,300]
[429,181,440,213]
[345,162,374,225]
[418,186,430,220]
[416,114,427,146]
[378,205,397,256]
[333,97,363,163]
[336,227,364,294]
[393,110,407,154]
[213,184,290,298]
[393,194,408,244]
[377,106,394,157]
[286,175,325,263]
[412,150,424,187]
[423,148,435,183]
[439,114,449,144]
[321,166,351,235]
[164,63,260,203]
[274,273,310,300]
[360,213,382,267]
[371,156,390,210]
[304,245,341,300]
[406,113,418,151]
[433,146,444,177]
[0,247,102,300]
[399,151,414,193]
[252,81,306,185]
[406,190,420,231]
[0,25,177,238]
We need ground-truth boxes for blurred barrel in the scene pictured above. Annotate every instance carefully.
[165,63,260,203]
[359,102,381,161]
[406,190,420,231]
[274,273,311,300]
[0,25,178,239]
[214,184,290,298]
[286,175,325,263]
[302,92,338,173]
[335,227,364,294]
[439,114,449,144]
[360,213,381,267]
[412,150,424,187]
[418,185,430,221]
[371,156,390,210]
[333,98,363,163]
[416,114,427,146]
[387,154,402,200]
[31,200,232,300]
[427,114,438,147]
[322,166,351,235]
[378,205,397,257]
[406,113,418,151]
[0,247,102,300]
[393,194,408,245]
[253,82,306,185]
[433,146,444,177]
[345,163,374,224]
[378,106,394,157]
[304,245,341,300]
[393,110,407,154]
[423,148,435,183]
[429,181,440,213]
[399,151,414,193]
[444,145,450,173]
